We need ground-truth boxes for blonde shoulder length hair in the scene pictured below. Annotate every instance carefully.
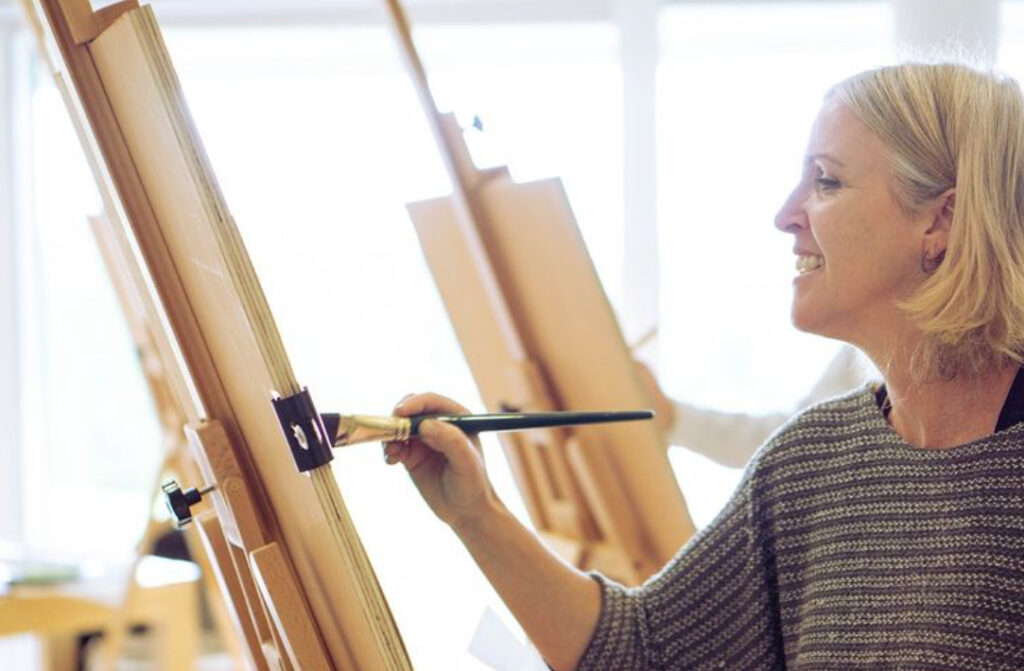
[831,63,1024,380]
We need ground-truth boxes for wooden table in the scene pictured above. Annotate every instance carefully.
[0,555,200,671]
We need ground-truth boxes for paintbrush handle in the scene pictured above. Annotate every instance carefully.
[321,409,654,447]
[409,410,654,435]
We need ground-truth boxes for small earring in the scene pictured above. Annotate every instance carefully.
[921,249,945,275]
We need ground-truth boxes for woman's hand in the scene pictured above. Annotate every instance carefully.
[387,395,601,671]
[384,392,498,528]
[633,361,676,437]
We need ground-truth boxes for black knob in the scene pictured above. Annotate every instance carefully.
[162,479,213,529]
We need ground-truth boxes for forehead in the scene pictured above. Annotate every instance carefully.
[806,98,888,171]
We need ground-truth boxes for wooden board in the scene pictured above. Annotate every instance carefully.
[476,175,694,565]
[25,0,413,668]
[408,196,598,544]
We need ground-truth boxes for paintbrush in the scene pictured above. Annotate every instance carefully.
[320,410,654,448]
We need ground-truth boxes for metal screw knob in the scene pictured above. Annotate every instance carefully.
[162,479,215,529]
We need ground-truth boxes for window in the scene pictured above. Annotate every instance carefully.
[657,1,894,526]
[999,1,1024,78]
[0,23,22,547]
[17,61,164,561]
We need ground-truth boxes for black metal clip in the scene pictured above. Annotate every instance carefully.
[272,387,335,472]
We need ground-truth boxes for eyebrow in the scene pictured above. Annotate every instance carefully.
[806,152,845,167]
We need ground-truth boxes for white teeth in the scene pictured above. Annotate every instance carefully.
[796,254,824,274]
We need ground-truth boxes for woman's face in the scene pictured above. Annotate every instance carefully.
[774,99,933,345]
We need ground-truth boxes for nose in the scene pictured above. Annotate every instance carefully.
[774,186,808,234]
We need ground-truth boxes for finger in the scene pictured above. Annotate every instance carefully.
[392,392,416,413]
[394,392,472,418]
[382,441,403,465]
[383,439,431,470]
[401,441,434,472]
[416,419,482,474]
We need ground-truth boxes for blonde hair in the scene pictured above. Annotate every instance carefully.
[831,63,1024,380]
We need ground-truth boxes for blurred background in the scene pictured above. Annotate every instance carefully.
[0,0,1015,668]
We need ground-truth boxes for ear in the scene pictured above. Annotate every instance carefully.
[921,188,955,259]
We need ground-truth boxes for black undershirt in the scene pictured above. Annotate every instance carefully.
[874,365,1024,433]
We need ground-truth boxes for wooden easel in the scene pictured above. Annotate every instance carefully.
[21,0,415,668]
[383,0,696,584]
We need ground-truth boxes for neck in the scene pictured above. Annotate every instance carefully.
[872,345,1018,449]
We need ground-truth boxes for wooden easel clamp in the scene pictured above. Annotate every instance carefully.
[271,388,335,473]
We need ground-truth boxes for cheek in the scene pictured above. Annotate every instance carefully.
[820,219,920,293]
[807,213,851,265]
[811,201,889,264]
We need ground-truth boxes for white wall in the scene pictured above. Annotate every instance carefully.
[893,0,1001,63]
[615,0,661,346]
[0,25,22,544]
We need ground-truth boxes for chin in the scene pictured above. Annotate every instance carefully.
[791,314,819,335]
[790,302,832,337]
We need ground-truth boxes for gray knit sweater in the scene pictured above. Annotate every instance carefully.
[576,386,1024,670]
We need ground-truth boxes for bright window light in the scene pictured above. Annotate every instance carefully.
[998,1,1024,78]
[657,2,894,528]
[18,78,163,563]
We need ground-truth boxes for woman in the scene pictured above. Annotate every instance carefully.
[384,63,1024,670]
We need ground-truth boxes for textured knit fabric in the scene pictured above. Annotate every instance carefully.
[576,385,1024,671]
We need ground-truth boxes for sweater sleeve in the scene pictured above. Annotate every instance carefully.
[668,345,871,468]
[574,467,782,671]
[668,401,786,468]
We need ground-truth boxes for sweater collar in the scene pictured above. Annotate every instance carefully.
[874,365,1024,434]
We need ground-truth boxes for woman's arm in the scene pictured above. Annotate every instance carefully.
[388,392,783,671]
[640,345,871,467]
[453,499,601,671]
[385,393,601,671]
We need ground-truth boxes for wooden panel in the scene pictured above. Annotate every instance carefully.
[408,196,597,546]
[477,175,695,565]
[251,543,331,671]
[196,512,270,671]
[406,197,528,412]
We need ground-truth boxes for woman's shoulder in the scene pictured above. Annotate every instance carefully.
[751,383,881,468]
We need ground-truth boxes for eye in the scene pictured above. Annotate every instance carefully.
[813,166,841,192]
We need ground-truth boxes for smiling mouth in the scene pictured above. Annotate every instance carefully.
[795,254,824,275]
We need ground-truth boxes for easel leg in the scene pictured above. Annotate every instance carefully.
[153,579,199,671]
[39,634,78,671]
